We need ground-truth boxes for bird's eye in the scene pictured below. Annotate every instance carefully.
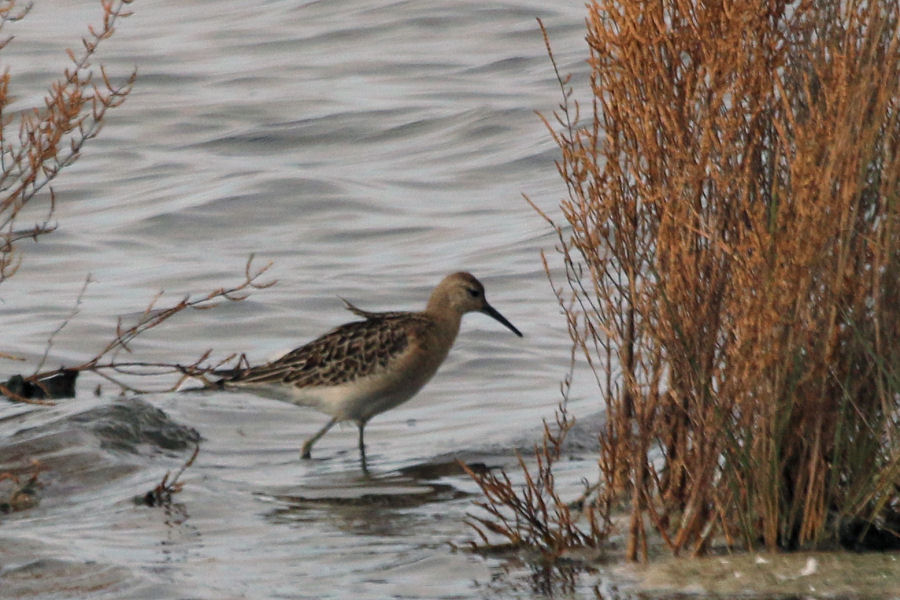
[467,288,480,298]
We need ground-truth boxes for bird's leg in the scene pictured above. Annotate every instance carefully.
[357,420,368,473]
[301,417,337,459]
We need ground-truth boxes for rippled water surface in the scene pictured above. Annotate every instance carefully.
[0,1,608,598]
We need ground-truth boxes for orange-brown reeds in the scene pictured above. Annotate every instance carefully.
[475,0,900,562]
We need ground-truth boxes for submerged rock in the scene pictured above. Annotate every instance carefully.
[69,397,201,453]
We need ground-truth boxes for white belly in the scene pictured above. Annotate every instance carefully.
[232,367,435,423]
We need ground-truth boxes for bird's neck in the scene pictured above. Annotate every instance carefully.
[424,298,463,347]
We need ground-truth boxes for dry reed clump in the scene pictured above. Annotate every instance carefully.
[469,0,900,562]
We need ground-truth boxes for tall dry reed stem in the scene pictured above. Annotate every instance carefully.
[516,0,900,561]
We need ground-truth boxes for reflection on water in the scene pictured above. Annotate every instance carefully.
[265,482,467,538]
[0,0,605,598]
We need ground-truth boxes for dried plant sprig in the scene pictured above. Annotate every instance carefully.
[463,404,608,560]
[0,0,135,286]
[0,458,45,513]
[463,341,612,558]
[0,1,32,51]
[137,443,199,507]
[34,273,93,374]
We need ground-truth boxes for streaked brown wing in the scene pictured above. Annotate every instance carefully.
[226,312,427,388]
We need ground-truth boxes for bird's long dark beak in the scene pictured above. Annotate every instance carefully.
[482,303,523,337]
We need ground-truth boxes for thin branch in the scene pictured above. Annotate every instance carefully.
[34,273,92,374]
[4,255,276,400]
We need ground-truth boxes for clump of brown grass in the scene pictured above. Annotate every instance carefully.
[471,0,900,562]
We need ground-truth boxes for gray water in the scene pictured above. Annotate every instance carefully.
[0,1,611,598]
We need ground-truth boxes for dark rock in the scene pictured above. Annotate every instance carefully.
[2,370,78,400]
[69,397,201,453]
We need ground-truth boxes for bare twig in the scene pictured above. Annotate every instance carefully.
[137,444,200,507]
[34,273,93,374]
[4,255,277,400]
